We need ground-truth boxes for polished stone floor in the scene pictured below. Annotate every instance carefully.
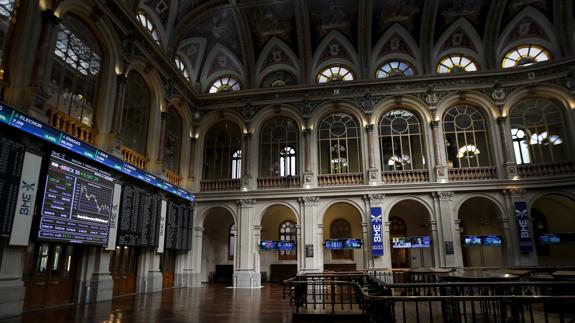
[9,284,306,323]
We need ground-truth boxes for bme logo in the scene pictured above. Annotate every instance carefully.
[18,180,36,216]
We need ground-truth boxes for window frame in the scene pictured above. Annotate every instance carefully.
[436,54,479,73]
[378,109,426,171]
[316,64,355,83]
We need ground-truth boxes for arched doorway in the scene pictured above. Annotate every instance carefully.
[388,200,434,269]
[259,205,298,283]
[201,207,235,284]
[532,194,575,266]
[323,202,364,272]
[459,197,505,267]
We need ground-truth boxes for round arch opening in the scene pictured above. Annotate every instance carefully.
[388,200,435,269]
[259,205,299,283]
[322,202,364,272]
[201,207,235,284]
[532,194,575,266]
[458,197,505,267]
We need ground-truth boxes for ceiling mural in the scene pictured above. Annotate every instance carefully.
[179,39,205,71]
[504,16,549,44]
[372,0,424,48]
[435,0,491,40]
[186,8,243,63]
[439,27,478,52]
[260,45,296,73]
[142,0,171,26]
[502,0,553,28]
[207,49,242,76]
[243,1,298,57]
[309,0,358,50]
[378,33,414,58]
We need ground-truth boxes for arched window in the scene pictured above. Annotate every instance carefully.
[208,76,240,93]
[316,64,354,83]
[502,45,550,68]
[318,113,362,174]
[48,15,101,127]
[164,107,182,172]
[259,117,299,177]
[203,121,242,179]
[261,71,297,88]
[379,109,426,171]
[136,10,160,45]
[174,55,190,81]
[231,149,242,179]
[331,218,352,260]
[0,0,16,72]
[376,61,415,78]
[279,221,297,260]
[437,54,478,73]
[509,98,568,163]
[443,105,492,168]
[120,71,151,155]
[228,225,236,260]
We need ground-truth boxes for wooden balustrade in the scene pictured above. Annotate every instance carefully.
[257,176,300,189]
[318,172,364,186]
[165,169,183,186]
[46,109,96,144]
[517,161,575,178]
[200,178,241,191]
[121,146,148,169]
[448,167,497,181]
[382,170,429,184]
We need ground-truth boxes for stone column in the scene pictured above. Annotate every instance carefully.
[80,248,113,304]
[234,199,259,287]
[497,117,518,179]
[241,133,251,190]
[295,224,302,272]
[137,248,163,293]
[158,111,168,163]
[316,223,324,271]
[361,222,369,270]
[24,9,60,119]
[503,189,537,266]
[253,225,262,276]
[365,124,380,184]
[0,241,26,318]
[433,191,462,267]
[103,74,127,156]
[298,196,321,272]
[302,128,314,188]
[188,137,197,181]
[364,194,389,269]
[429,220,441,267]
[430,121,448,182]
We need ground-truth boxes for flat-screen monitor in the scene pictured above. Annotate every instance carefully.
[463,235,482,246]
[325,239,362,250]
[538,234,561,245]
[483,235,503,246]
[393,236,431,248]
[260,240,277,251]
[278,240,296,251]
[38,151,116,245]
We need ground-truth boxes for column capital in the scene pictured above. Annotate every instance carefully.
[301,196,319,206]
[430,120,440,128]
[243,132,252,139]
[238,199,256,208]
[365,124,374,132]
[435,191,454,201]
[367,193,385,204]
[116,73,128,84]
[303,128,312,135]
[497,116,507,123]
[161,111,168,119]
[41,9,60,26]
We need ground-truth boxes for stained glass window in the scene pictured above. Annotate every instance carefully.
[502,45,550,68]
[376,61,415,78]
[317,64,354,83]
[437,55,478,73]
[209,76,240,93]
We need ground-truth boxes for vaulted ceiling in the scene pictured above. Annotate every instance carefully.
[128,0,571,93]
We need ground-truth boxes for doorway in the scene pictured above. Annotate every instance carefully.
[161,249,177,288]
[110,246,139,297]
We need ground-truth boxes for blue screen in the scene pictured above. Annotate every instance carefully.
[278,240,296,251]
[483,235,502,246]
[260,241,277,250]
[463,235,482,246]
[325,239,362,249]
[538,234,561,245]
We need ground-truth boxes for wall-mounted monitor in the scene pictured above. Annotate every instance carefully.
[38,151,116,245]
[537,234,561,245]
[483,235,503,246]
[463,235,482,246]
[392,236,431,248]
[260,240,277,251]
[278,240,296,251]
[325,239,362,250]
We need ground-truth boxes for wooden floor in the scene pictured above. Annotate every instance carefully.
[9,284,353,323]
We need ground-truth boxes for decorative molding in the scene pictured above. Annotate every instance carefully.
[238,199,256,208]
[302,196,319,206]
[436,191,454,201]
[368,193,385,203]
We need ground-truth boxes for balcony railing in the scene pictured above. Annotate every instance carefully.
[382,170,429,184]
[165,169,183,186]
[448,167,497,181]
[318,172,364,186]
[200,178,241,191]
[257,176,300,189]
[47,109,96,144]
[517,161,575,178]
[121,146,148,169]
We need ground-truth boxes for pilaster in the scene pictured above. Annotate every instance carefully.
[298,196,321,272]
[234,199,259,287]
[433,191,462,267]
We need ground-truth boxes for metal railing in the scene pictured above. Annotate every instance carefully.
[283,272,575,323]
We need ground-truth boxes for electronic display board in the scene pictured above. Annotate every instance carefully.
[165,201,193,250]
[0,102,193,201]
[259,240,296,251]
[324,239,362,249]
[0,135,25,236]
[463,235,504,246]
[392,236,431,249]
[118,184,162,247]
[38,151,115,245]
[483,235,503,246]
[463,235,482,246]
[538,234,561,245]
[278,240,296,251]
[260,240,277,250]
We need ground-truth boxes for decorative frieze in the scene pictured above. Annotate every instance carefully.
[238,199,256,208]
[302,196,319,206]
[436,191,454,201]
[368,193,385,203]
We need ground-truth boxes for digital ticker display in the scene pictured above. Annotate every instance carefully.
[392,236,431,249]
[259,240,296,251]
[324,239,362,250]
[38,152,115,245]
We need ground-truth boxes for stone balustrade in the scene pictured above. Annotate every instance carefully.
[382,170,430,184]
[46,109,96,144]
[166,169,183,186]
[257,176,300,189]
[121,146,148,169]
[517,161,575,178]
[318,172,364,186]
[448,167,497,181]
[200,178,241,191]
